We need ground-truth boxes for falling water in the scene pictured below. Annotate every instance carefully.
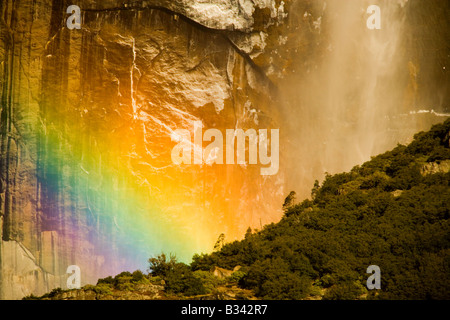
[281,0,448,198]
[0,0,448,299]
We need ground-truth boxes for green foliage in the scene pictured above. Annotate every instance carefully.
[164,263,206,296]
[148,253,207,296]
[94,283,114,295]
[94,270,149,293]
[131,270,146,283]
[427,145,450,162]
[149,275,163,285]
[97,276,114,285]
[228,270,246,283]
[191,253,219,271]
[284,199,313,217]
[283,191,296,213]
[193,270,224,293]
[214,233,226,251]
[239,258,311,299]
[26,269,153,299]
[82,284,96,291]
[323,281,367,300]
[22,294,40,300]
[22,120,450,301]
[37,287,67,299]
[148,253,178,277]
[114,275,134,291]
[407,121,449,156]
[188,119,450,300]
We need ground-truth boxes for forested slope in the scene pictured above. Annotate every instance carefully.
[191,119,450,300]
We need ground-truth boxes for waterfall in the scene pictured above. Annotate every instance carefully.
[282,0,447,197]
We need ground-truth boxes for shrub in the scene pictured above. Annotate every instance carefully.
[165,263,206,296]
[228,270,246,283]
[193,270,223,293]
[323,281,366,300]
[94,283,113,295]
[131,270,146,283]
[149,253,178,277]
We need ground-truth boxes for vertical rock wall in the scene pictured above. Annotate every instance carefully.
[0,0,287,299]
[1,0,448,299]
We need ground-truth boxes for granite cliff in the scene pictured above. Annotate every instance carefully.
[1,0,448,299]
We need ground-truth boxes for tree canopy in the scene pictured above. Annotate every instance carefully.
[190,119,450,300]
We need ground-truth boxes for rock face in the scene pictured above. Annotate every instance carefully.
[421,160,450,176]
[0,0,286,299]
[211,266,234,279]
[1,0,449,299]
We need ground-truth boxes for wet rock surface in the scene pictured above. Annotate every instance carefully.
[1,0,449,299]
